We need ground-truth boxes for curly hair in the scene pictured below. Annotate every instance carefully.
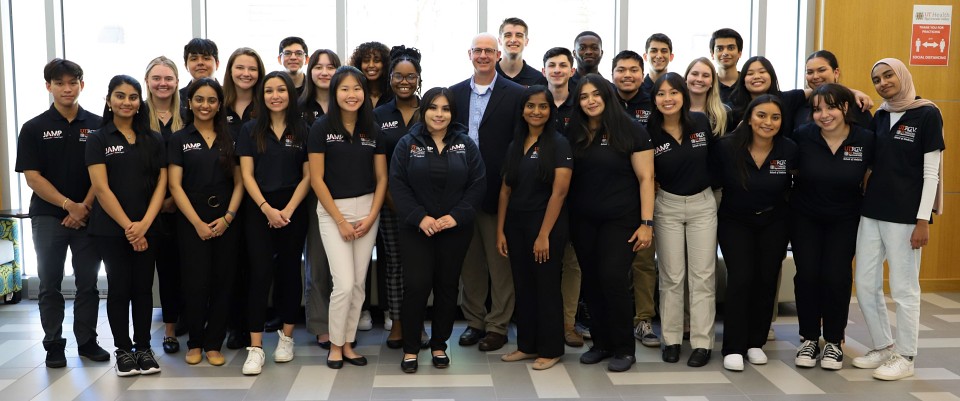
[349,41,392,99]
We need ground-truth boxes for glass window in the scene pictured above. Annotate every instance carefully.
[765,0,804,89]
[487,0,617,80]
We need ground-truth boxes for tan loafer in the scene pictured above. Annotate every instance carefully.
[564,326,584,347]
[185,348,202,365]
[501,350,538,362]
[532,357,560,370]
[206,350,226,366]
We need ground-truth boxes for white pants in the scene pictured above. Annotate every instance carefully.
[654,188,718,349]
[317,193,379,346]
[855,216,922,356]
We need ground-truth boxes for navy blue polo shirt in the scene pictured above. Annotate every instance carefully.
[568,120,653,219]
[506,132,574,212]
[712,134,798,217]
[791,123,874,219]
[307,116,386,199]
[167,124,235,195]
[15,105,102,218]
[300,98,326,127]
[236,119,308,193]
[862,105,945,224]
[496,60,548,87]
[374,98,419,169]
[84,122,167,237]
[226,105,253,143]
[650,113,714,196]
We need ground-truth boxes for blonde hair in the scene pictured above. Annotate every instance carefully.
[685,57,727,136]
[144,56,184,133]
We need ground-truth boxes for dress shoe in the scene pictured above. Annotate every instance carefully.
[184,348,202,365]
[162,337,180,354]
[77,340,110,362]
[206,351,226,366]
[532,357,561,370]
[478,332,507,351]
[432,351,450,368]
[607,354,636,372]
[386,339,403,349]
[459,327,485,346]
[579,347,614,364]
[687,348,711,367]
[501,350,537,362]
[344,355,368,366]
[226,331,249,350]
[401,357,418,373]
[564,325,584,347]
[662,344,681,363]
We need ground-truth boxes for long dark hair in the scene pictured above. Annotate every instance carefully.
[730,94,783,189]
[326,66,378,142]
[184,78,234,177]
[729,56,781,123]
[567,73,634,154]
[223,47,265,119]
[101,74,161,196]
[647,72,696,136]
[252,71,306,153]
[503,85,559,186]
[299,48,342,106]
[349,41,393,100]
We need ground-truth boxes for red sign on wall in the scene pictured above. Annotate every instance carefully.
[910,5,952,66]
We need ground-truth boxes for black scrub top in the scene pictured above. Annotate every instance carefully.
[84,122,167,237]
[374,98,419,168]
[506,132,574,212]
[711,134,797,217]
[15,105,102,218]
[861,105,945,224]
[650,113,714,196]
[236,119,308,193]
[307,116,386,199]
[791,123,874,219]
[167,124,235,195]
[300,98,326,127]
[568,120,653,220]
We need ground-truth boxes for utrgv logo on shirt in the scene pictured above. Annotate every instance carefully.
[104,145,124,157]
[183,142,202,152]
[843,145,863,162]
[79,129,90,142]
[530,146,540,159]
[634,109,650,123]
[409,144,425,158]
[600,134,609,146]
[894,125,917,142]
[361,137,377,147]
[448,143,466,154]
[42,130,63,140]
[690,132,708,148]
[284,135,301,149]
[769,159,787,175]
[381,120,399,130]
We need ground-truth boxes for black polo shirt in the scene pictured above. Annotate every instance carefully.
[621,77,653,126]
[569,121,653,219]
[712,135,797,217]
[793,102,873,132]
[167,124,235,195]
[791,123,874,219]
[16,105,102,218]
[226,105,253,143]
[650,113,713,196]
[374,98,418,169]
[551,81,577,131]
[300,98,326,127]
[496,60,548,87]
[507,132,574,212]
[85,122,166,237]
[862,106,945,224]
[236,119,308,193]
[307,116,386,199]
[719,81,735,106]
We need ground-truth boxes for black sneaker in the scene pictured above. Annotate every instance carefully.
[78,340,111,362]
[134,349,161,375]
[45,348,67,368]
[114,350,141,377]
[795,340,820,368]
[820,342,844,370]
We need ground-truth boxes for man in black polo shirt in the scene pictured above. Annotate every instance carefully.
[495,17,547,87]
[15,59,110,368]
[640,33,675,104]
[612,50,652,125]
[180,38,219,109]
[278,36,309,96]
[542,47,576,130]
[572,31,604,84]
[710,28,744,105]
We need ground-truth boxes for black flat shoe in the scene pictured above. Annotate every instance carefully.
[344,355,368,366]
[401,357,418,373]
[386,339,403,349]
[432,352,450,368]
[318,340,331,349]
[687,348,711,367]
[326,351,343,369]
[662,344,681,363]
[162,337,180,354]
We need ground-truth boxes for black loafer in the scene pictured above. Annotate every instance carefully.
[608,354,637,372]
[162,337,180,354]
[386,339,403,349]
[344,355,368,366]
[459,327,485,346]
[579,348,614,364]
[687,348,711,367]
[662,344,681,363]
[401,357,418,373]
[326,351,343,369]
[432,352,450,368]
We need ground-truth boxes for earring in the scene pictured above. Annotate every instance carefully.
[108,107,112,112]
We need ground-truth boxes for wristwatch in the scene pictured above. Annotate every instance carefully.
[640,219,655,227]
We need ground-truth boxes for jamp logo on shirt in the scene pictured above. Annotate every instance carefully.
[42,130,63,140]
[226,115,234,124]
[894,125,917,142]
[448,143,466,154]
[409,144,425,158]
[690,132,708,148]
[381,120,399,130]
[654,142,671,157]
[79,128,91,142]
[769,159,787,175]
[843,145,863,162]
[183,142,202,152]
[326,133,345,143]
[104,145,124,157]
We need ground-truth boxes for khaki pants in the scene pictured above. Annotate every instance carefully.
[460,211,514,335]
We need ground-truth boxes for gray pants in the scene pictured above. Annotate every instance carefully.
[32,215,102,348]
[303,196,332,336]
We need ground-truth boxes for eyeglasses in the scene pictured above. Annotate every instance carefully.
[391,73,419,83]
[470,47,497,56]
[281,50,306,58]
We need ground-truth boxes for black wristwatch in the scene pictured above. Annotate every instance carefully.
[640,219,655,227]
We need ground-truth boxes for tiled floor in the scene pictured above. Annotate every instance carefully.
[1,293,959,400]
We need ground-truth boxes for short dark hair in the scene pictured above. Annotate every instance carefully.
[543,47,573,66]
[574,31,602,47]
[709,28,743,53]
[279,36,308,55]
[611,50,643,74]
[499,17,528,35]
[645,33,673,53]
[183,38,219,63]
[806,49,839,69]
[43,58,83,82]
[809,83,857,125]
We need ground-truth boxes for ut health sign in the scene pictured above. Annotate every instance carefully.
[910,5,952,66]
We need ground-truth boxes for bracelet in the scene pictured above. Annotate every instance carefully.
[258,201,268,209]
[61,198,70,210]
[226,210,237,219]
[336,219,346,225]
[221,217,230,228]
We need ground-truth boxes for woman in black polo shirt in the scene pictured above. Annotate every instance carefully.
[390,87,485,373]
[852,58,944,381]
[224,48,265,140]
[727,57,807,134]
[299,49,341,127]
[86,75,166,377]
[373,45,424,348]
[496,86,572,370]
[794,50,872,130]
[237,71,311,375]
[647,73,717,367]
[791,84,874,371]
[167,79,244,367]
[567,73,655,373]
[308,66,387,369]
[711,95,796,372]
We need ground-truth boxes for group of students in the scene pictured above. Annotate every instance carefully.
[16,19,943,381]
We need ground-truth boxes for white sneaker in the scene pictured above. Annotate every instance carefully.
[747,348,767,365]
[384,311,393,331]
[358,310,373,331]
[723,354,744,371]
[795,340,820,368]
[820,342,844,371]
[275,330,295,362]
[852,347,895,369]
[873,354,914,380]
[242,347,265,375]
